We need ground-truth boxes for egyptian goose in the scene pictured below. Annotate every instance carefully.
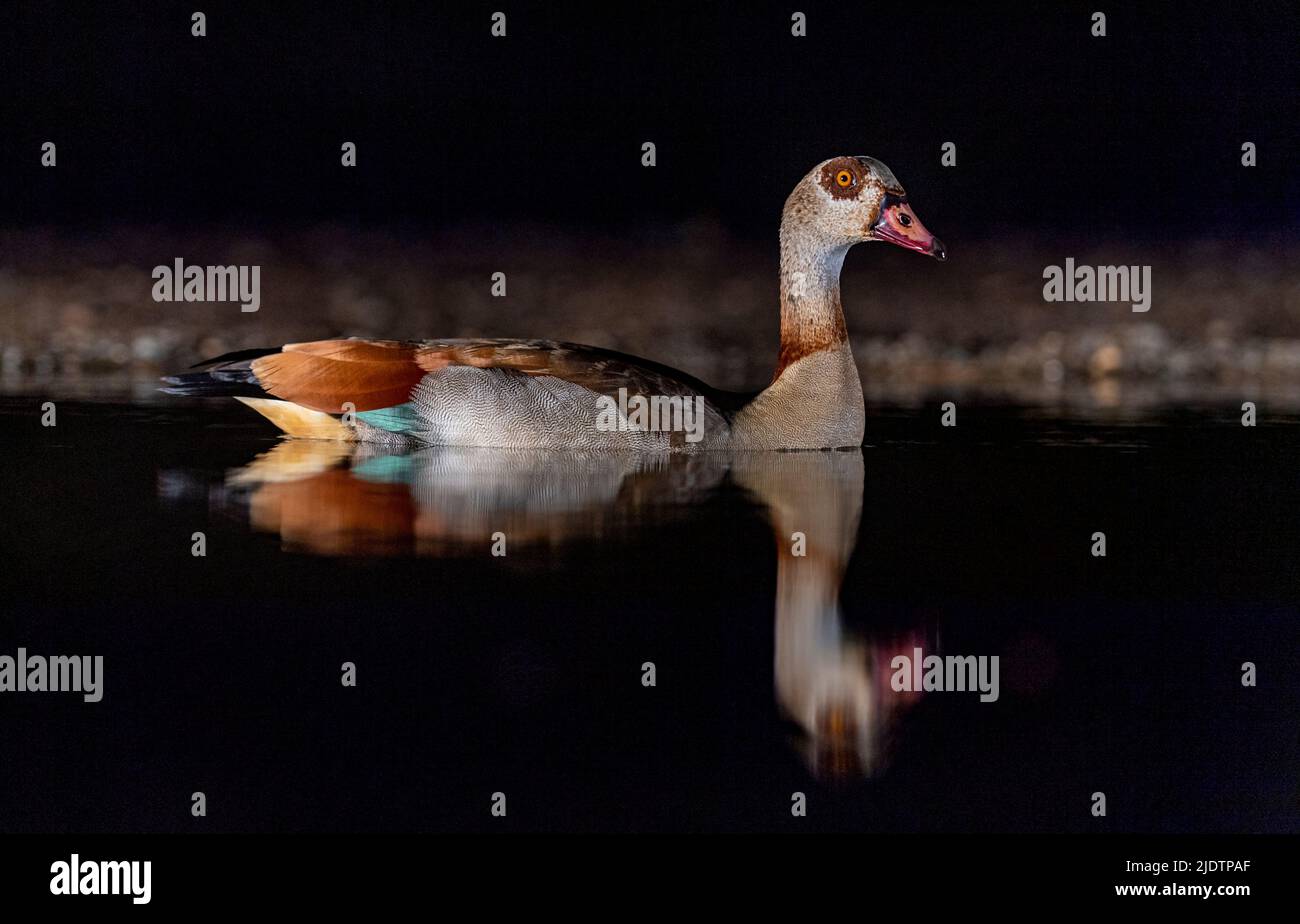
[164,156,944,449]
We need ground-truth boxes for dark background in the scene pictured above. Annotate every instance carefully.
[1,1,1297,239]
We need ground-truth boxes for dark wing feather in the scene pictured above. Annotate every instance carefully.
[415,338,754,417]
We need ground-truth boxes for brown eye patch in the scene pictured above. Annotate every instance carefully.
[819,158,864,200]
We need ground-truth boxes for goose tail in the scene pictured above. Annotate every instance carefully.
[159,347,280,399]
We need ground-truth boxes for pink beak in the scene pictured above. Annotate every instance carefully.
[874,199,946,261]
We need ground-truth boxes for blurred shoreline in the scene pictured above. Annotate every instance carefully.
[3,224,1298,407]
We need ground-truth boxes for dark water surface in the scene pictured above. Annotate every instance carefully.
[2,393,1297,833]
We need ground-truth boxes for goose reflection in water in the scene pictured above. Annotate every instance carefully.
[209,442,928,778]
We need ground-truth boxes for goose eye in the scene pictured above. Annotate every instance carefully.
[835,169,854,188]
[898,213,912,227]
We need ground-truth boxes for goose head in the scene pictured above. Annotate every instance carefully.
[783,155,946,261]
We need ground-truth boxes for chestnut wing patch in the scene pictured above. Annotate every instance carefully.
[250,340,426,413]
